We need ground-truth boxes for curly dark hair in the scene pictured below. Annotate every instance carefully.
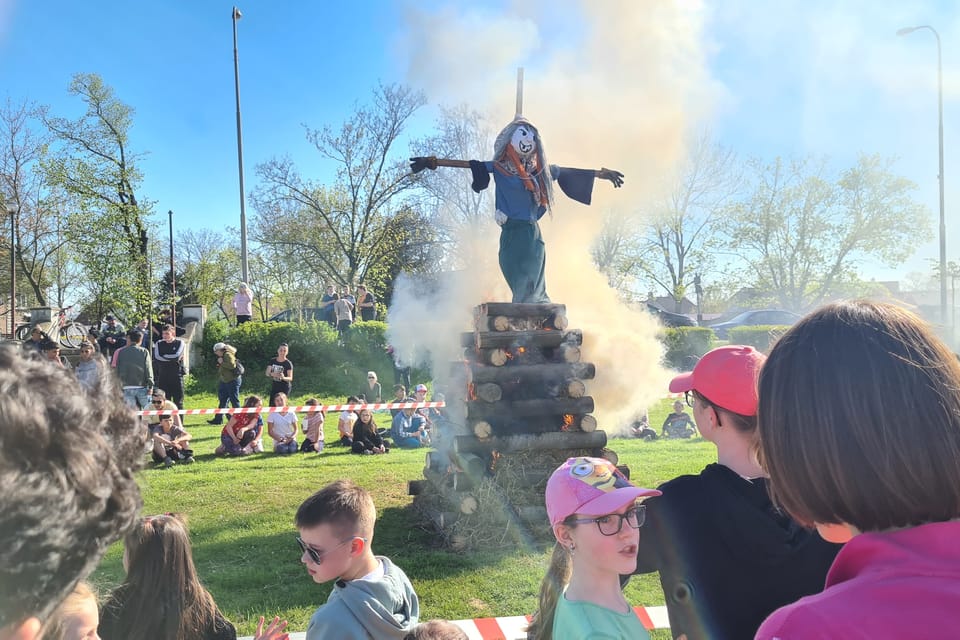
[0,343,144,629]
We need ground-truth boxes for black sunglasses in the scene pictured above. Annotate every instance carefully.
[296,535,360,564]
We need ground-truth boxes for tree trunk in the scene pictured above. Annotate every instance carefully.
[466,396,594,420]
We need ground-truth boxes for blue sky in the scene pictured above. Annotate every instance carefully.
[1,0,959,283]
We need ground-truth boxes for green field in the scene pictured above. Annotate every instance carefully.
[90,392,714,637]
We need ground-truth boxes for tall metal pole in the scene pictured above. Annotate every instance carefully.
[168,209,176,330]
[8,203,15,339]
[898,25,947,323]
[232,7,249,285]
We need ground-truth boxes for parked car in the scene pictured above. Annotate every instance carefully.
[709,309,801,339]
[645,303,697,328]
[266,307,327,323]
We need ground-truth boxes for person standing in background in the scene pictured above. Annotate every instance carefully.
[356,284,376,321]
[265,343,293,403]
[232,283,253,325]
[153,324,185,408]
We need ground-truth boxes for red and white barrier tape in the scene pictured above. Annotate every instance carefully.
[135,401,445,417]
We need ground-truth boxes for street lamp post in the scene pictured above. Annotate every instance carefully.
[232,6,249,285]
[898,25,947,324]
[7,202,15,339]
[168,209,177,329]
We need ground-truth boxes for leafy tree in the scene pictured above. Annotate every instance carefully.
[40,73,153,320]
[175,228,241,320]
[722,154,930,311]
[251,83,429,295]
[594,134,740,310]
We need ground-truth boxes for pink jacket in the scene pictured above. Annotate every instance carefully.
[756,520,960,639]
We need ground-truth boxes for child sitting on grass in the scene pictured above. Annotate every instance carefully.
[300,398,325,453]
[267,392,299,454]
[214,395,264,456]
[297,480,419,639]
[661,400,696,438]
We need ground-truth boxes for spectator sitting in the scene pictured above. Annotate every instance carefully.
[98,513,241,640]
[412,384,433,430]
[214,395,264,456]
[42,340,72,370]
[337,396,359,447]
[268,392,299,454]
[352,409,388,455]
[390,384,406,417]
[300,398,325,453]
[151,414,194,467]
[391,402,428,449]
[0,343,143,640]
[661,400,696,438]
[296,480,419,639]
[362,371,382,403]
[43,581,100,640]
[629,411,657,440]
[98,313,126,357]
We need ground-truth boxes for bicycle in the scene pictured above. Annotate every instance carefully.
[14,305,88,349]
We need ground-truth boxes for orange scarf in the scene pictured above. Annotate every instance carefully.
[504,145,549,209]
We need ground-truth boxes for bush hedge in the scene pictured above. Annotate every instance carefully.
[660,327,715,370]
[726,325,792,353]
[195,320,412,400]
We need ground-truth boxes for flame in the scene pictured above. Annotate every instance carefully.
[561,414,574,431]
[467,382,477,401]
[517,346,526,353]
[504,350,514,360]
[490,450,502,472]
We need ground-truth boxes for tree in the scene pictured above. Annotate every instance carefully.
[251,83,430,295]
[41,73,153,320]
[0,98,77,308]
[410,103,496,269]
[722,154,930,311]
[594,134,740,310]
[175,228,241,319]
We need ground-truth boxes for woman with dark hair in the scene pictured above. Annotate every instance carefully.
[351,409,388,455]
[755,301,960,638]
[264,343,293,403]
[214,395,264,456]
[628,345,840,640]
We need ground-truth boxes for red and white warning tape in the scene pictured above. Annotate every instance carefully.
[235,606,669,640]
[135,401,445,417]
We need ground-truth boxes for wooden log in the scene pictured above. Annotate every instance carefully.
[452,472,474,491]
[424,509,458,531]
[408,480,428,496]
[600,448,619,465]
[480,302,566,318]
[486,348,508,366]
[473,420,494,439]
[558,344,581,363]
[469,362,596,384]
[425,451,446,471]
[460,329,583,350]
[459,494,479,515]
[466,397,595,421]
[454,430,607,454]
[423,466,479,516]
[450,450,487,478]
[475,382,502,403]
[550,313,569,331]
[489,313,569,332]
[565,379,586,398]
[579,415,598,433]
[467,414,597,435]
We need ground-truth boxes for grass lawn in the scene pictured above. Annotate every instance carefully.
[90,392,713,637]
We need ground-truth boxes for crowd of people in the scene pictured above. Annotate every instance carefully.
[4,299,960,640]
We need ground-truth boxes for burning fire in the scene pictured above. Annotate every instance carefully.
[467,382,477,401]
[561,414,574,431]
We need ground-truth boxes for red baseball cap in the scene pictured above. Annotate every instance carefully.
[668,345,766,416]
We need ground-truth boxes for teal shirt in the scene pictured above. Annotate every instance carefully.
[553,594,651,640]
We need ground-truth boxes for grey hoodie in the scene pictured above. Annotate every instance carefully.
[306,556,419,640]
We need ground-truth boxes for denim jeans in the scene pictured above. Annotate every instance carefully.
[123,386,151,410]
[214,377,242,424]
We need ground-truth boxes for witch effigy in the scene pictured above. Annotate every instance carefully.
[410,83,624,304]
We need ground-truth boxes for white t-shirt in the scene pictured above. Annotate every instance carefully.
[268,411,298,440]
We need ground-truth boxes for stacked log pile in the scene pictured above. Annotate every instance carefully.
[409,302,627,550]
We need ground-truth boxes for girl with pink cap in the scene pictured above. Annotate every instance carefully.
[527,457,660,640]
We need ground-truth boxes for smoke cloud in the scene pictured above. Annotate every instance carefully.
[389,0,718,432]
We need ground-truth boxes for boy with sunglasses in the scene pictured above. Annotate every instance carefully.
[296,480,419,639]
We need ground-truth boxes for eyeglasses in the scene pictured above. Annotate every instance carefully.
[152,400,164,405]
[569,505,646,536]
[685,391,695,407]
[296,535,361,564]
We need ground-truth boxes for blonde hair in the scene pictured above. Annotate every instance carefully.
[526,541,573,640]
[44,581,97,640]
